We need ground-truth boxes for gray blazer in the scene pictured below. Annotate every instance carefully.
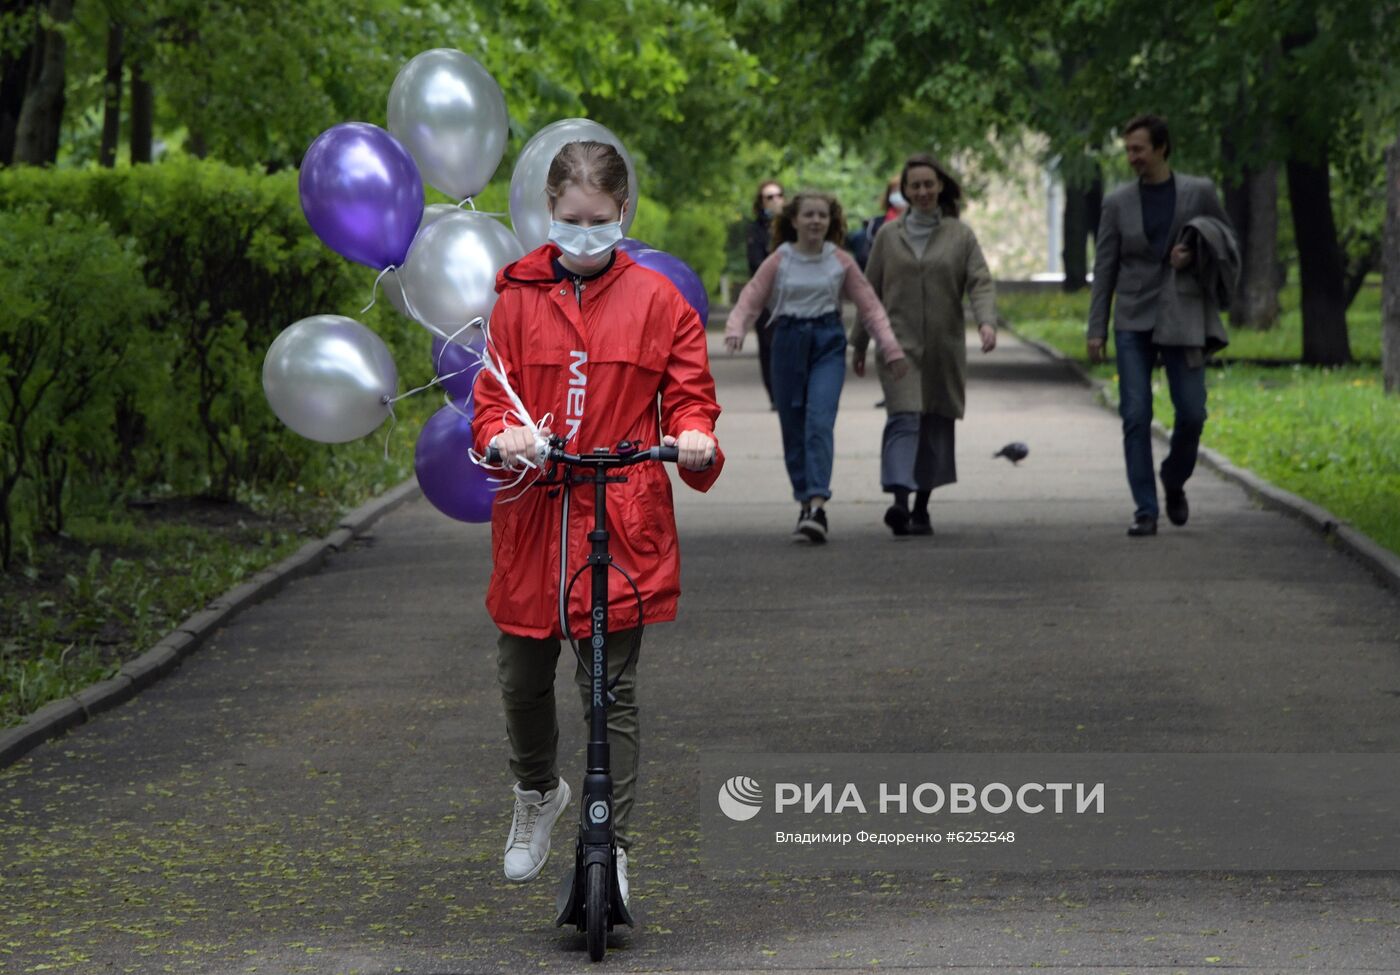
[1087,173,1233,341]
[1154,215,1238,353]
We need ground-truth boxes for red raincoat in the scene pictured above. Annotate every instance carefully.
[471,245,724,639]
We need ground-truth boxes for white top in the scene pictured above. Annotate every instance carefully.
[765,242,844,320]
[726,241,905,363]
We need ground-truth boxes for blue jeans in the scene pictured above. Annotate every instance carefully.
[1115,329,1208,520]
[770,312,847,502]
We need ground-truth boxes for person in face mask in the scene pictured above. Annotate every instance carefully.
[472,140,724,908]
[849,176,905,273]
[746,180,785,408]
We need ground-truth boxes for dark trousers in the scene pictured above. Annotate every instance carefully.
[496,626,643,850]
[1114,329,1208,520]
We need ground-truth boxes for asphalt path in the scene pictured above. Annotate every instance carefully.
[3,331,1399,974]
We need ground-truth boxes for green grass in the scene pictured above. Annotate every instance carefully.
[1000,280,1383,361]
[1001,284,1400,556]
[1,394,437,729]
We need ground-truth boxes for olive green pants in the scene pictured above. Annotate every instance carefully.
[496,626,642,850]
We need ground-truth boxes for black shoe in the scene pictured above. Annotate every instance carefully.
[884,504,910,536]
[793,504,810,536]
[798,506,828,543]
[908,510,933,535]
[1127,515,1158,537]
[1165,488,1188,526]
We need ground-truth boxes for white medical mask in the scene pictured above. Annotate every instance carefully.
[888,191,907,209]
[548,214,625,270]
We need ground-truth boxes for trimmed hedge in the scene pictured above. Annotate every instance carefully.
[0,160,430,568]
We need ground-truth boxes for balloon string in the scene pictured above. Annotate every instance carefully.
[381,395,398,461]
[384,366,474,407]
[362,264,398,315]
[466,315,553,504]
[439,317,484,347]
[455,196,509,218]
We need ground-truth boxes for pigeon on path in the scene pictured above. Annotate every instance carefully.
[993,442,1029,464]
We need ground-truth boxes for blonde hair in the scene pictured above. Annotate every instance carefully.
[545,140,629,209]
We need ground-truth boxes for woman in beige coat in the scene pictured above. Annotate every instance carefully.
[850,155,998,536]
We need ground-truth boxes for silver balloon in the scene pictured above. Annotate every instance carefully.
[387,48,509,200]
[386,204,459,320]
[397,210,525,343]
[262,315,398,443]
[508,118,638,251]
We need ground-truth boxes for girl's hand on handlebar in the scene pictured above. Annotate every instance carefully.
[494,425,550,467]
[663,430,715,471]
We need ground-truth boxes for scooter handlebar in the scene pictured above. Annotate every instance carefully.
[483,443,681,467]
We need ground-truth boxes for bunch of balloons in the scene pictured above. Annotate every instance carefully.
[262,47,709,525]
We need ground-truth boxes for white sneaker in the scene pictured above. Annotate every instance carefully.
[616,848,630,908]
[503,780,571,882]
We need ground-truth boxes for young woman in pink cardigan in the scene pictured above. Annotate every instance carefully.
[725,190,908,542]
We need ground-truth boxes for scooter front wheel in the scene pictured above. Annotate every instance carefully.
[585,860,608,961]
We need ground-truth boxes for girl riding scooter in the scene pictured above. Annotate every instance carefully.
[471,140,723,910]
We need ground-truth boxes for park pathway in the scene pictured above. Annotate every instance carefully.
[3,331,1399,974]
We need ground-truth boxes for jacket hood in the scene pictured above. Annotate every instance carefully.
[496,243,636,293]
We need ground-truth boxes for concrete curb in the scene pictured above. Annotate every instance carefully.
[1010,327,1400,597]
[0,477,423,768]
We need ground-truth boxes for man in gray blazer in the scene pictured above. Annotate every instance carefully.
[1087,114,1234,537]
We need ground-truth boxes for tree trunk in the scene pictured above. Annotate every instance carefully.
[1286,154,1352,366]
[0,6,37,167]
[1342,237,1379,310]
[1383,132,1400,394]
[13,0,74,166]
[99,20,124,168]
[1225,162,1281,329]
[1061,183,1088,292]
[129,60,152,164]
[1060,165,1101,293]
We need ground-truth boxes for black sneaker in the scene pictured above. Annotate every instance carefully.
[908,510,933,535]
[1165,488,1189,526]
[797,506,828,543]
[883,504,910,536]
[793,504,810,536]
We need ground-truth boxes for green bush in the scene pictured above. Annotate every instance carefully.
[0,160,432,508]
[629,193,729,297]
[0,205,164,568]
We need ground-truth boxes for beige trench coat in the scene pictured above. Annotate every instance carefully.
[850,213,997,419]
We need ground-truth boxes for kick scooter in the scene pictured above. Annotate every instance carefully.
[489,435,678,961]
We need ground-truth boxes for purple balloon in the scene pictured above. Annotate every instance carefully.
[616,237,654,254]
[300,122,424,269]
[430,335,485,400]
[414,399,496,523]
[628,247,708,323]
